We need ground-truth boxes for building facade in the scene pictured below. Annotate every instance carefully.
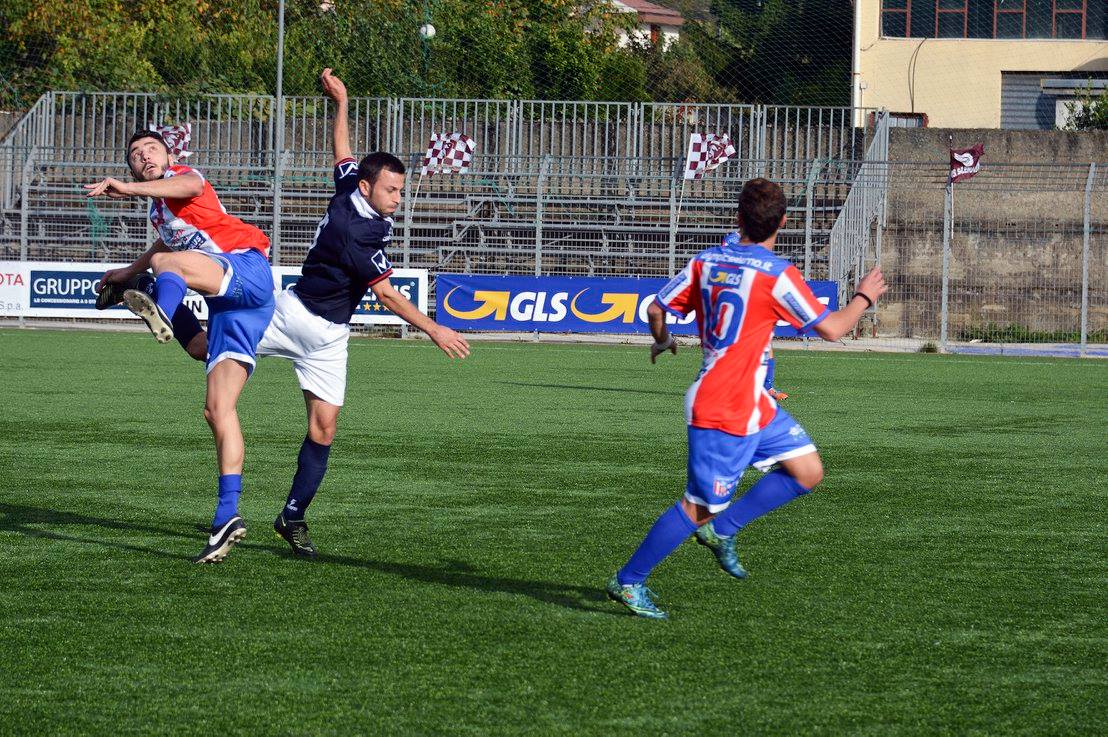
[853,0,1108,128]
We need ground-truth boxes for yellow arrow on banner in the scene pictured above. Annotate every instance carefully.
[569,290,639,323]
[441,287,510,320]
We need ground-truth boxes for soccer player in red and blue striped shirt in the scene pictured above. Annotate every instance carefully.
[607,178,887,619]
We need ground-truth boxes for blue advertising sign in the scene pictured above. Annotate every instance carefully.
[275,266,427,326]
[29,270,106,309]
[436,273,837,337]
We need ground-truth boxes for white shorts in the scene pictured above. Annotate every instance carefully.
[257,289,350,406]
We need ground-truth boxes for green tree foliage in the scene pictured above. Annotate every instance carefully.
[703,0,851,105]
[0,0,850,108]
[1064,86,1108,131]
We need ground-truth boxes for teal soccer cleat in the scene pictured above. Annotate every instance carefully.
[694,521,749,579]
[606,575,668,620]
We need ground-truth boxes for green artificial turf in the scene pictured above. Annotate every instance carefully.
[1,329,1105,736]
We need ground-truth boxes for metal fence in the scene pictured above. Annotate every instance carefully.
[842,161,1105,357]
[1,93,1103,357]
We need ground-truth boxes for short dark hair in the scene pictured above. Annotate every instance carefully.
[126,129,167,161]
[737,178,787,244]
[358,152,405,185]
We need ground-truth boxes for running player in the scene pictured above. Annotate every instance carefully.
[87,131,275,563]
[610,177,887,619]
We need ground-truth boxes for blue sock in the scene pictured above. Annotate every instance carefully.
[713,470,810,537]
[283,436,331,521]
[171,305,203,352]
[764,356,776,389]
[154,271,187,319]
[212,474,242,528]
[617,502,697,585]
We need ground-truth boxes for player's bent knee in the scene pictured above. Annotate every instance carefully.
[793,463,824,490]
[308,421,336,446]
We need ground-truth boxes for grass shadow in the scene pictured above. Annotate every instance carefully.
[0,503,620,616]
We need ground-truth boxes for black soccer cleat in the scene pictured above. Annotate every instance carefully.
[193,516,247,564]
[123,287,174,343]
[96,272,155,310]
[274,514,318,558]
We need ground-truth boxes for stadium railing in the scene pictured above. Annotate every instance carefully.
[1,93,1104,357]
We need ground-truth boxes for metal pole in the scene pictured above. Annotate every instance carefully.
[668,168,681,274]
[803,159,823,279]
[535,155,550,276]
[18,147,36,328]
[940,182,951,351]
[272,150,287,266]
[1081,163,1095,357]
[271,0,287,266]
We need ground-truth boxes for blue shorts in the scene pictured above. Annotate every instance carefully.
[201,249,275,375]
[686,409,818,512]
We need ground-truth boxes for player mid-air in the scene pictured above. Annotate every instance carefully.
[113,69,471,558]
[87,129,275,563]
[610,177,887,619]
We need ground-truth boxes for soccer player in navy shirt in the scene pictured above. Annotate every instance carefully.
[253,69,470,554]
[145,69,470,557]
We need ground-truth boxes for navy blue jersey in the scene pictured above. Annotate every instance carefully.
[292,157,394,324]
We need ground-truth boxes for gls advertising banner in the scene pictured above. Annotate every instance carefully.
[435,273,837,337]
[0,261,428,325]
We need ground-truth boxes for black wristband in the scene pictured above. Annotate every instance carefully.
[852,291,874,308]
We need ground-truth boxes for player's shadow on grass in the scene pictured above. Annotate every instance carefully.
[295,550,619,616]
[0,502,201,562]
[0,503,620,616]
[497,380,682,398]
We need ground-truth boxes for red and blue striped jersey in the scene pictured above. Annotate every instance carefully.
[655,239,829,436]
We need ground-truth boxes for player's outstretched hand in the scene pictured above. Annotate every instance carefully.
[650,334,677,364]
[430,325,471,360]
[857,266,888,304]
[320,68,348,104]
[84,177,134,199]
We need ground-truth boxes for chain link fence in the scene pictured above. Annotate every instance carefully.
[1,90,1103,356]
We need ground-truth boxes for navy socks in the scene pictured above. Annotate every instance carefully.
[283,436,331,521]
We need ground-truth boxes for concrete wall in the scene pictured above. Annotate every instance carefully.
[876,127,1107,339]
[890,127,1108,165]
[854,0,1108,128]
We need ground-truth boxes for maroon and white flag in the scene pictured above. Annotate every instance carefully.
[152,124,193,159]
[949,144,984,183]
[684,133,736,180]
[421,132,475,176]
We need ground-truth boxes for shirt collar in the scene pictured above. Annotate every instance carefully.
[350,189,392,222]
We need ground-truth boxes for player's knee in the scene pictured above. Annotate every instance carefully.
[150,251,171,273]
[794,463,824,490]
[309,420,336,446]
[203,402,235,428]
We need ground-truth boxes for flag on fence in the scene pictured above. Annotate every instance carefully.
[152,124,193,159]
[421,132,476,176]
[949,143,984,183]
[683,133,736,180]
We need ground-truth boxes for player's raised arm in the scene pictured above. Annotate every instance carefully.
[321,68,353,166]
[812,266,888,342]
